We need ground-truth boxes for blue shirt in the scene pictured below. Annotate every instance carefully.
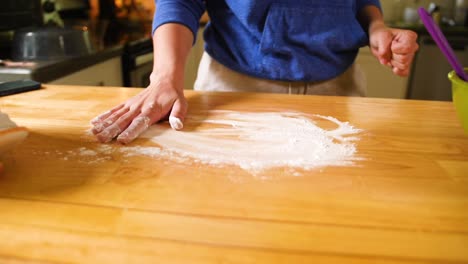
[153,0,381,82]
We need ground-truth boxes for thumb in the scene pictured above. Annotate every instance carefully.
[371,31,393,66]
[169,98,188,130]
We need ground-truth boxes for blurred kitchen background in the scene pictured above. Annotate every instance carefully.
[0,0,467,101]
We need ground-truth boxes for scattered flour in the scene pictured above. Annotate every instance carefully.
[36,110,362,176]
[78,147,98,156]
[120,146,162,158]
[137,110,362,173]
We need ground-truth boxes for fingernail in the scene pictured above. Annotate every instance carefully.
[92,122,105,134]
[107,124,122,139]
[117,116,150,144]
[117,132,132,145]
[96,130,110,143]
[90,117,100,125]
[169,117,183,130]
[97,124,121,143]
[91,110,110,125]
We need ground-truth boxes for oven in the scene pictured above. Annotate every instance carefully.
[122,37,154,88]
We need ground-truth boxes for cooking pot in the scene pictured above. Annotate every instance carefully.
[12,27,94,61]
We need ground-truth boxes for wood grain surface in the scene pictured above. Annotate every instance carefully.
[0,85,467,264]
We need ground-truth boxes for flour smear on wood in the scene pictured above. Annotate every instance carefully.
[132,110,363,174]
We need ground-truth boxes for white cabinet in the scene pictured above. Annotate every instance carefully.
[49,57,123,87]
[356,47,409,99]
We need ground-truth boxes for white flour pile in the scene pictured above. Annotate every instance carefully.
[40,110,362,175]
[134,110,362,173]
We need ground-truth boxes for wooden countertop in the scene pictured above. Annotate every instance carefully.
[0,85,467,263]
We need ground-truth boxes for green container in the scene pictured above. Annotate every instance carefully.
[448,68,468,134]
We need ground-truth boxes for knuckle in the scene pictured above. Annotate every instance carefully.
[378,50,387,56]
[399,56,410,64]
[408,31,418,40]
[120,115,134,127]
[397,46,412,54]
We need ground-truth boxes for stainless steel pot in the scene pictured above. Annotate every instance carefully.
[12,27,94,61]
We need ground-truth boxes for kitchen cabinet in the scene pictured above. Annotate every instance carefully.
[356,47,409,99]
[49,56,123,86]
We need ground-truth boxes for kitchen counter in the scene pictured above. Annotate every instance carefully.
[0,43,126,83]
[0,19,154,83]
[2,45,125,83]
[0,85,467,263]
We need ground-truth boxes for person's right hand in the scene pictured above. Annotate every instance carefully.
[90,76,188,144]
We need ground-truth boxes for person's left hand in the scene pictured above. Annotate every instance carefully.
[369,22,419,77]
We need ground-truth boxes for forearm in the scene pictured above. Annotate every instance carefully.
[151,23,194,90]
[357,5,385,34]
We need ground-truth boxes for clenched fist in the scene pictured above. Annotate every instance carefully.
[369,22,419,77]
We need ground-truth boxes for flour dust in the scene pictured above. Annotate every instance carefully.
[138,110,363,174]
[35,110,363,176]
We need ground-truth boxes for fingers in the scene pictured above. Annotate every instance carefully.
[389,30,419,77]
[116,104,161,144]
[371,31,393,66]
[91,106,130,135]
[90,104,125,125]
[95,109,140,143]
[91,81,187,144]
[390,53,415,77]
[169,98,188,130]
[116,96,187,143]
[116,115,152,144]
[391,65,411,77]
[391,30,419,54]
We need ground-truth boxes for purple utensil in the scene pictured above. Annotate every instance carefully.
[418,7,468,81]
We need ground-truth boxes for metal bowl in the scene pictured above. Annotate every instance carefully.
[12,27,94,61]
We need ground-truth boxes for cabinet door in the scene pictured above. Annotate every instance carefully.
[356,48,409,99]
[50,57,123,87]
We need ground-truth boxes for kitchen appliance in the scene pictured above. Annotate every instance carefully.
[0,0,43,58]
[12,27,94,61]
[122,38,153,87]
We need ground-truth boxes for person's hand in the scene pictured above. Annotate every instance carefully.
[369,22,419,77]
[90,75,188,144]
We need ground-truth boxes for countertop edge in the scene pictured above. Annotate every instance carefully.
[32,45,124,83]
